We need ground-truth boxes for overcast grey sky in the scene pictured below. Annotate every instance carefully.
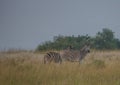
[0,0,120,50]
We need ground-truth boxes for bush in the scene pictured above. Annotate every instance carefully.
[36,28,120,51]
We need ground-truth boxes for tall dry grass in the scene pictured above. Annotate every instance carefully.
[0,50,120,85]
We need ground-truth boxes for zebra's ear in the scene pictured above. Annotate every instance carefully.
[67,45,73,50]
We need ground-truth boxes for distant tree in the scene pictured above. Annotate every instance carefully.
[94,28,117,49]
[36,28,120,51]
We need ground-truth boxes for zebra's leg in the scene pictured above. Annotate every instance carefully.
[59,56,62,64]
[44,55,47,64]
[44,54,52,64]
[79,58,82,64]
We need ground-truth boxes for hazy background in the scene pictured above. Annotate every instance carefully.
[0,0,120,50]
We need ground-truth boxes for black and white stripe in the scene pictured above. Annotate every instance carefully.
[61,44,90,63]
[44,52,62,64]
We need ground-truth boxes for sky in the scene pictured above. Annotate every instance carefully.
[0,0,120,50]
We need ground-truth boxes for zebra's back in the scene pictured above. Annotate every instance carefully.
[61,45,90,63]
[44,51,62,64]
[61,50,81,62]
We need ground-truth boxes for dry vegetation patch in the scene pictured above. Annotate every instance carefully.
[0,50,120,85]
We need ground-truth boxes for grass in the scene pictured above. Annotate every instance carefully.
[0,50,120,85]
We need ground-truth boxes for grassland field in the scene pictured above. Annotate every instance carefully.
[0,50,120,85]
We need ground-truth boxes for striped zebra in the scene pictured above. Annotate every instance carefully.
[61,44,90,63]
[44,51,62,64]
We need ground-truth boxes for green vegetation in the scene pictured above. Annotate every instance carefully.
[37,28,120,51]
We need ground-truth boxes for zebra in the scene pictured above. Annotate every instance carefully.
[61,44,90,64]
[44,51,62,64]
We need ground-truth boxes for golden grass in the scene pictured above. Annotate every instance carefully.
[0,50,120,85]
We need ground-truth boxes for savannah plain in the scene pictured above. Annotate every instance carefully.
[0,50,120,85]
